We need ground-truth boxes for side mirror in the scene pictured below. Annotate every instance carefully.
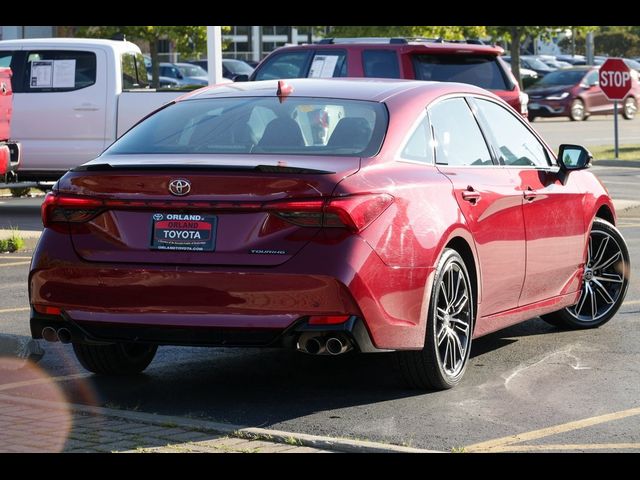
[232,74,249,82]
[557,144,593,171]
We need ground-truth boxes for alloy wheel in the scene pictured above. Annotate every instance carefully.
[568,230,626,323]
[570,100,585,121]
[435,261,472,377]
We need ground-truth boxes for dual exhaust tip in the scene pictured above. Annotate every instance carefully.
[297,333,352,355]
[41,327,72,344]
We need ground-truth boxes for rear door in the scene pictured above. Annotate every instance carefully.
[429,96,526,317]
[11,47,108,172]
[473,97,586,306]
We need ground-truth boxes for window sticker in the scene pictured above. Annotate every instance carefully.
[309,55,340,78]
[30,60,53,88]
[53,59,76,88]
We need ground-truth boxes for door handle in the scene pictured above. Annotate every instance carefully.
[461,186,481,204]
[73,103,99,111]
[523,187,538,201]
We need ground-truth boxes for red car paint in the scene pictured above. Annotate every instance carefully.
[30,79,614,352]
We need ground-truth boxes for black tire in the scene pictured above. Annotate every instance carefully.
[569,99,586,121]
[623,97,637,120]
[541,218,630,330]
[397,249,474,390]
[73,342,157,375]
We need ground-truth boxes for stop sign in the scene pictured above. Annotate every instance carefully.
[599,58,633,100]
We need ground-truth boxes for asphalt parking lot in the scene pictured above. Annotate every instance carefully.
[1,165,639,452]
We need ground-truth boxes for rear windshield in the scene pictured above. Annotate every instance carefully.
[107,97,388,157]
[412,54,510,90]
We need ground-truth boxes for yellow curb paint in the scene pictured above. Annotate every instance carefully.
[0,373,91,392]
[466,406,640,452]
[0,261,30,268]
[622,300,640,306]
[482,443,640,452]
[0,307,29,314]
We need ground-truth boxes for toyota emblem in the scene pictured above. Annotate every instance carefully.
[168,179,191,196]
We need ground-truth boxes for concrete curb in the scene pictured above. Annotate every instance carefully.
[0,334,44,367]
[594,160,640,168]
[613,199,640,217]
[0,393,440,453]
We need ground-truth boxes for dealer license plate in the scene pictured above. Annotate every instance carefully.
[150,213,217,252]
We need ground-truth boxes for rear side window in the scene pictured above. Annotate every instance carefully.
[254,51,310,80]
[413,54,509,90]
[363,50,400,78]
[401,116,433,163]
[23,50,96,92]
[429,97,492,166]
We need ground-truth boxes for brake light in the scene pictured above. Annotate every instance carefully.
[41,192,104,229]
[265,194,393,232]
[33,304,62,315]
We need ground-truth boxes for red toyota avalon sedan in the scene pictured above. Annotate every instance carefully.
[30,79,630,390]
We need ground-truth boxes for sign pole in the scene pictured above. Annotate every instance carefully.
[614,100,619,159]
[600,58,632,161]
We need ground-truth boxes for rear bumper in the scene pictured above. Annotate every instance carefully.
[30,229,433,350]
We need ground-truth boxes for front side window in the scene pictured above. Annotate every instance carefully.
[429,97,492,166]
[474,98,550,167]
[106,97,388,158]
[253,51,310,80]
[413,54,509,90]
[24,50,96,92]
[363,50,400,78]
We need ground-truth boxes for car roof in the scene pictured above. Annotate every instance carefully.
[0,37,141,54]
[266,41,504,56]
[178,77,492,103]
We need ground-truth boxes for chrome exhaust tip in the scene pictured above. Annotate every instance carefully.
[41,327,59,343]
[57,328,72,344]
[326,336,350,355]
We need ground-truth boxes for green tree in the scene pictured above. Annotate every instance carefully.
[329,26,487,40]
[75,26,229,87]
[487,27,585,88]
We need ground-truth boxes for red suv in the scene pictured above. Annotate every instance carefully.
[250,38,529,117]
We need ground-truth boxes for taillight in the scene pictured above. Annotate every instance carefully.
[41,192,104,229]
[265,199,325,227]
[326,194,394,231]
[266,194,393,232]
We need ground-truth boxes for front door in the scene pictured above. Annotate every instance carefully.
[473,97,586,306]
[429,97,526,317]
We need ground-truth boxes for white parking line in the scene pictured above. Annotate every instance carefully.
[0,307,30,314]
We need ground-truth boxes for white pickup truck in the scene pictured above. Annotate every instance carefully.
[0,38,190,182]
